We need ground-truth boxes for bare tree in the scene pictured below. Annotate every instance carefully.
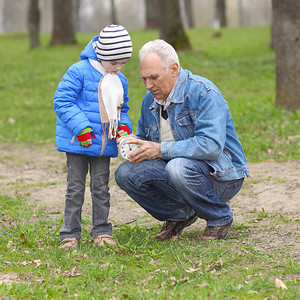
[145,0,159,29]
[272,0,300,110]
[28,0,40,49]
[215,0,226,29]
[50,0,77,46]
[159,0,191,50]
[184,0,194,28]
[111,0,117,24]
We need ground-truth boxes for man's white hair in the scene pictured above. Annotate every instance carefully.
[139,39,180,70]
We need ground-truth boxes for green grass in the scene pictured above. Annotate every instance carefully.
[0,195,299,299]
[0,27,299,162]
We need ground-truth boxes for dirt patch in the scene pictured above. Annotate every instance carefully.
[1,143,299,256]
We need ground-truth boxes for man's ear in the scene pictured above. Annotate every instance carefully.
[170,62,179,77]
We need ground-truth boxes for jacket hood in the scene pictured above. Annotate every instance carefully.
[80,36,99,61]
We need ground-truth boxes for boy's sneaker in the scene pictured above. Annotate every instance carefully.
[60,237,78,250]
[201,219,233,241]
[93,235,116,247]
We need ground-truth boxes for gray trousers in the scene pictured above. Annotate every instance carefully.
[59,153,112,241]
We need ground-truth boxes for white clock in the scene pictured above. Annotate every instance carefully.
[119,136,140,160]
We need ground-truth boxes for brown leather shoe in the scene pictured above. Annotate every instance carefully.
[154,213,198,241]
[201,219,233,241]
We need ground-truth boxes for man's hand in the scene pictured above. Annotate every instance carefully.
[126,138,162,163]
[117,133,136,146]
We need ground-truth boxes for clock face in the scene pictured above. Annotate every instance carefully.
[119,136,140,160]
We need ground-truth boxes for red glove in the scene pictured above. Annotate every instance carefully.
[77,128,96,147]
[116,124,130,138]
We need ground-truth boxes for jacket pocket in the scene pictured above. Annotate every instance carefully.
[175,112,196,137]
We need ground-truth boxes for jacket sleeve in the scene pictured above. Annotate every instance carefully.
[53,64,91,136]
[161,89,227,160]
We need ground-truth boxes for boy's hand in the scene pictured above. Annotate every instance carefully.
[116,124,130,138]
[77,128,96,147]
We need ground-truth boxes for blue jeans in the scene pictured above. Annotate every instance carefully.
[115,158,244,226]
[60,153,112,241]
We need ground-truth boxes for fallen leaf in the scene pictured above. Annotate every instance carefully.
[33,259,42,267]
[115,249,125,255]
[169,276,177,285]
[149,258,158,265]
[275,278,288,290]
[7,241,13,248]
[185,267,201,273]
[177,277,189,283]
[70,266,81,277]
[171,235,179,241]
[135,275,153,286]
[287,135,300,140]
[215,257,223,266]
[205,264,213,272]
[8,117,15,124]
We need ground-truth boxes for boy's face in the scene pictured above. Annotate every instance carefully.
[101,59,129,74]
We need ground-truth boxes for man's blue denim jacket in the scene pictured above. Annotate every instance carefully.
[136,68,250,181]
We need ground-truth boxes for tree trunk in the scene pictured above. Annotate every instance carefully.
[270,15,274,50]
[159,0,191,51]
[28,0,40,49]
[272,0,300,110]
[145,0,159,29]
[50,0,77,46]
[111,0,117,24]
[215,0,226,28]
[184,0,194,28]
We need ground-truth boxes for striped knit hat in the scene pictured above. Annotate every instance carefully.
[94,24,133,61]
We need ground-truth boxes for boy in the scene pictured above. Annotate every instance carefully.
[54,25,132,250]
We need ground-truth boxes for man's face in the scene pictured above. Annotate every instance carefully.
[139,52,179,100]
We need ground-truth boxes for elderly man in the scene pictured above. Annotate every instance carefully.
[115,39,249,241]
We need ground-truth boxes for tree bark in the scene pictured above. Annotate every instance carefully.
[111,0,117,24]
[145,0,159,29]
[28,0,40,49]
[272,0,300,109]
[50,0,77,46]
[159,0,191,50]
[215,0,226,28]
[184,0,195,28]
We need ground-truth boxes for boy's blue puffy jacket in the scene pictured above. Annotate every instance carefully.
[53,36,132,157]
